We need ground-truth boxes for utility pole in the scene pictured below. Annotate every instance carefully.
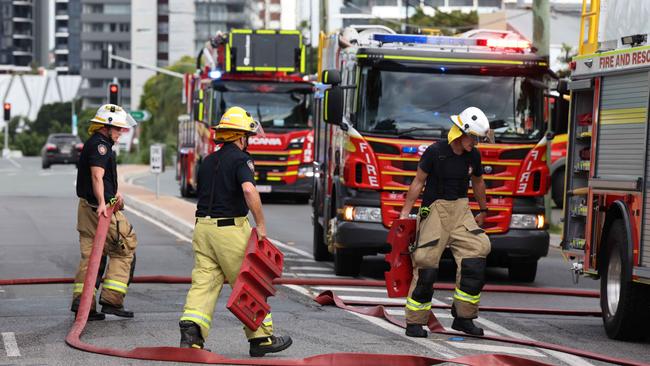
[403,0,409,33]
[532,0,550,61]
[532,0,552,224]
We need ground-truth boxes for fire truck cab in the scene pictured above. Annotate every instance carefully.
[563,0,650,341]
[314,27,552,279]
[177,29,314,199]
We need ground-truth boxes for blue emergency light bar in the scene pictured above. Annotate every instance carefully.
[372,33,531,50]
[402,146,418,154]
[373,33,478,47]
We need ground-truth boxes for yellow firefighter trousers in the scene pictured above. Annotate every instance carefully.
[181,217,274,341]
[72,199,138,308]
[405,198,491,323]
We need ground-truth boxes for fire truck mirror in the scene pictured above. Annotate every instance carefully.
[324,85,343,126]
[322,69,341,86]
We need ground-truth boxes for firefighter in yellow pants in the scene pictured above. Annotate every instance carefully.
[179,106,292,357]
[400,107,493,337]
[72,104,138,321]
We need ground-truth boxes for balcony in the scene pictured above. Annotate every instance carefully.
[54,48,69,55]
[12,17,34,22]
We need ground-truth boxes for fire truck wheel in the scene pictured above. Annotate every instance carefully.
[551,170,564,208]
[508,260,538,282]
[313,221,332,262]
[334,248,362,277]
[601,220,650,341]
[180,160,192,198]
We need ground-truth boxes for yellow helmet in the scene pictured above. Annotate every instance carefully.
[212,106,260,142]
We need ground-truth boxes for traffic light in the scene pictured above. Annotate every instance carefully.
[107,83,120,105]
[3,103,10,121]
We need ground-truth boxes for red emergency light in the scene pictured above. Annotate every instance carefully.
[476,38,531,50]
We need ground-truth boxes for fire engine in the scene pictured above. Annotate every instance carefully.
[313,26,553,279]
[563,0,650,340]
[177,29,314,199]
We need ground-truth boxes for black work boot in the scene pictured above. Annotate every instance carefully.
[451,318,484,336]
[249,335,293,357]
[71,297,105,321]
[100,300,134,318]
[405,324,428,338]
[179,321,205,349]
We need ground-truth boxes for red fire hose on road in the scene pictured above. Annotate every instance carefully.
[1,207,647,366]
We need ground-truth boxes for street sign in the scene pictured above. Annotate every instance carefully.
[150,144,164,174]
[130,110,151,122]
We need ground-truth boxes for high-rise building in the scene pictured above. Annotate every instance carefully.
[0,0,50,72]
[54,0,82,74]
[194,0,254,53]
[78,0,132,108]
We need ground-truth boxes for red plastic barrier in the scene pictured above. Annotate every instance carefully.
[227,228,284,330]
[384,218,416,298]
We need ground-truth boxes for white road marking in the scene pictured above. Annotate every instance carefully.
[285,258,326,264]
[271,239,313,259]
[474,316,595,366]
[446,341,546,358]
[6,158,21,168]
[348,312,460,359]
[122,198,593,365]
[339,295,404,305]
[125,206,192,243]
[7,172,15,176]
[2,332,20,357]
[287,266,332,272]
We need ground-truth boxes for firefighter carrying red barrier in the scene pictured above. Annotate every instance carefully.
[399,107,492,337]
[178,106,293,357]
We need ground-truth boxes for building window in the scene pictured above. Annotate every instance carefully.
[82,4,103,14]
[158,41,168,53]
[449,0,474,6]
[478,0,501,6]
[104,4,130,15]
[119,23,130,32]
[158,22,169,34]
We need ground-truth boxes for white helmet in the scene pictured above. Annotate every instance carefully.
[448,106,491,143]
[90,104,136,129]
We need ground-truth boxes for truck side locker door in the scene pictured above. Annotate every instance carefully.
[595,72,648,264]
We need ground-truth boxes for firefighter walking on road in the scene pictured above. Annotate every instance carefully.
[72,104,138,321]
[399,107,492,337]
[178,106,292,357]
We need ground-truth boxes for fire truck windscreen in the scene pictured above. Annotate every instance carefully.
[214,90,310,130]
[357,69,544,142]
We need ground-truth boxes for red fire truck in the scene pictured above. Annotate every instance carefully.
[177,29,314,199]
[313,27,553,279]
[562,0,650,340]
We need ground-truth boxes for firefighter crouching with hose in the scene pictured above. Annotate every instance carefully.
[178,106,293,357]
[399,107,492,337]
[71,104,138,321]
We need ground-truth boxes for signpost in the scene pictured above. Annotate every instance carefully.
[150,144,164,199]
[130,110,151,122]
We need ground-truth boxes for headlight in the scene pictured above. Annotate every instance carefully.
[343,206,382,223]
[510,214,545,229]
[298,165,314,178]
[289,137,305,149]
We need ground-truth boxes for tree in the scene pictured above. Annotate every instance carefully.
[138,56,195,164]
[371,7,478,35]
[556,43,576,78]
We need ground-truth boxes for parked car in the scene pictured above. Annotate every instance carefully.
[41,133,83,169]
